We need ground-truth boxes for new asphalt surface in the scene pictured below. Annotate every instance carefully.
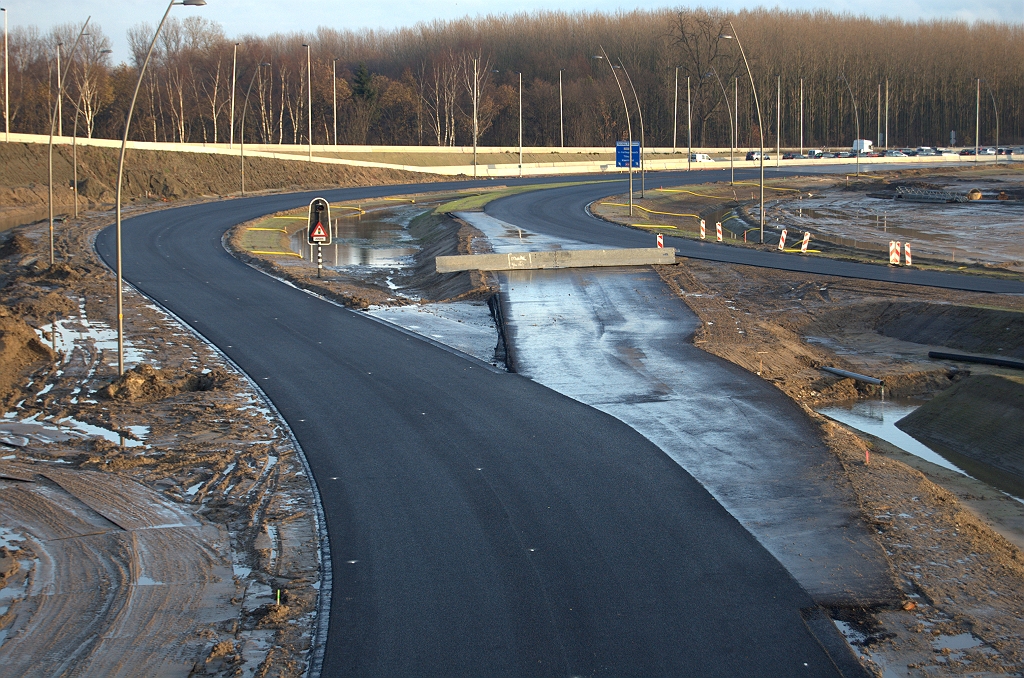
[90,167,973,676]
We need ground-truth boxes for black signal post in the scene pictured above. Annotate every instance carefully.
[307,197,332,278]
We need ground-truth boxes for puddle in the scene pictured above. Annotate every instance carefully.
[366,301,501,367]
[0,413,146,448]
[292,205,422,268]
[817,399,967,474]
[35,298,149,368]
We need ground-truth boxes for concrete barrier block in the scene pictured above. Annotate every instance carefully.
[436,248,676,273]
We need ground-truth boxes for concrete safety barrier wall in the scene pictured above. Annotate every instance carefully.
[436,247,676,273]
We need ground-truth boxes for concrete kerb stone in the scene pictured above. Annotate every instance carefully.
[436,247,677,273]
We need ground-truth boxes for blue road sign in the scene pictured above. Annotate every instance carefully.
[615,141,640,168]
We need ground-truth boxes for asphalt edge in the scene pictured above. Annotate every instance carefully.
[91,229,334,678]
[801,607,875,678]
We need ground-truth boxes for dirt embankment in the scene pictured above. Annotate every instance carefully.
[654,255,1024,675]
[0,141,440,230]
[227,206,496,308]
[0,202,325,675]
[897,374,1024,497]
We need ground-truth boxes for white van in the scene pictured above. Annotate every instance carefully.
[690,153,713,162]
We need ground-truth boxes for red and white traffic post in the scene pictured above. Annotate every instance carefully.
[715,222,723,242]
[307,197,332,278]
[700,219,706,240]
[778,229,788,251]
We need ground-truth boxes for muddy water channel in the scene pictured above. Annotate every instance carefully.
[291,204,420,269]
[762,179,1024,270]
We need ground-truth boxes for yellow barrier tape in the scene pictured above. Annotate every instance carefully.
[655,188,734,199]
[783,248,821,253]
[331,205,366,213]
[599,203,700,219]
[733,181,802,193]
[250,250,303,258]
[381,197,416,203]
[631,224,678,229]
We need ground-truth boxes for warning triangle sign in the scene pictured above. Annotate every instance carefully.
[310,221,328,240]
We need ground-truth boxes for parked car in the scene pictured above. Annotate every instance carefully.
[690,153,714,162]
[997,147,1014,156]
[782,152,806,160]
[836,151,854,158]
[745,151,771,161]
[959,148,976,156]
[806,149,824,159]
[981,147,996,155]
[884,150,907,157]
[916,147,938,156]
[820,152,837,158]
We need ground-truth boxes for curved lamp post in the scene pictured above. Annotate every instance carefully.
[593,49,633,216]
[721,24,765,244]
[617,58,645,198]
[114,0,206,376]
[708,68,735,185]
[73,47,113,218]
[48,18,89,266]
[839,71,860,177]
[980,79,999,163]
[240,62,271,195]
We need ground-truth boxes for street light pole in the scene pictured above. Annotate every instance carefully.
[839,72,860,176]
[332,58,338,145]
[672,66,678,153]
[2,7,7,142]
[303,43,311,160]
[229,42,237,147]
[723,23,765,244]
[687,75,691,170]
[472,58,478,177]
[981,79,999,163]
[559,68,564,148]
[618,59,644,197]
[114,0,206,376]
[240,62,270,195]
[518,71,522,177]
[710,68,734,185]
[975,78,980,162]
[595,49,633,215]
[56,42,63,137]
[48,20,89,267]
[799,77,803,156]
[776,74,780,168]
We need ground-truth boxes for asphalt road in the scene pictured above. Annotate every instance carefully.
[486,169,1024,295]
[96,176,863,676]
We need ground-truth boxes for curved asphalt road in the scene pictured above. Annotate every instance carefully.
[486,171,1024,295]
[96,176,866,677]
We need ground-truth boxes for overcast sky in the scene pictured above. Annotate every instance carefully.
[9,0,1023,63]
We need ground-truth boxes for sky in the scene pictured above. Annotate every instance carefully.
[8,0,1023,64]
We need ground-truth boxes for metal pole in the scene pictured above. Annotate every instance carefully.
[115,0,205,376]
[3,7,8,142]
[877,82,880,149]
[48,19,89,267]
[473,58,478,177]
[711,70,734,185]
[776,74,780,168]
[840,72,860,176]
[73,93,79,217]
[687,76,691,171]
[518,71,522,177]
[619,59,644,197]
[229,43,237,148]
[56,44,62,137]
[672,66,678,153]
[735,77,739,161]
[559,68,563,148]
[725,23,765,244]
[975,78,980,162]
[884,79,888,151]
[332,58,337,145]
[240,63,268,196]
[598,47,632,215]
[982,80,999,164]
[304,44,311,161]
[799,77,803,155]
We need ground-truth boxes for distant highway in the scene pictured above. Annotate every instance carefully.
[96,172,879,676]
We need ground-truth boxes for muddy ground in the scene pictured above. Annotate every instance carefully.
[0,150,442,675]
[237,172,1024,676]
[594,170,1024,675]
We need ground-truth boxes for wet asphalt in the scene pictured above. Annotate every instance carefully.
[461,212,897,606]
[91,170,904,676]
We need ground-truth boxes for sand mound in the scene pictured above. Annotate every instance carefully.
[897,374,1024,496]
[99,363,228,402]
[0,312,55,409]
[0,234,33,259]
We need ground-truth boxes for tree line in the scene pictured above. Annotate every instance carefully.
[4,8,1022,150]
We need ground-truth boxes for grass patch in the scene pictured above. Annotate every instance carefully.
[434,180,608,214]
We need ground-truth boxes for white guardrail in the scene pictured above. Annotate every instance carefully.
[4,132,1013,178]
